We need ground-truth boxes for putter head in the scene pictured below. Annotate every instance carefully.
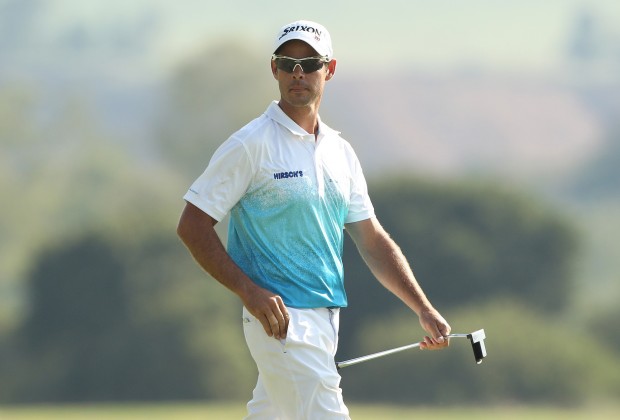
[466,329,487,364]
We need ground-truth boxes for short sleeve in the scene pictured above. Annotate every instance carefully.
[183,137,254,222]
[344,146,375,224]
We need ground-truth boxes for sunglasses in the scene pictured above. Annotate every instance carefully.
[271,54,330,73]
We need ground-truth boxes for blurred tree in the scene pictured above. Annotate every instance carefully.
[0,87,40,173]
[587,305,620,354]
[22,235,128,348]
[569,126,620,199]
[8,232,254,403]
[339,177,578,355]
[155,41,276,179]
[0,87,47,303]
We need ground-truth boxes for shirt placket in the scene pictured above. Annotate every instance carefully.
[301,134,324,198]
[314,135,325,198]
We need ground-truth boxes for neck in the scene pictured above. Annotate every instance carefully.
[278,101,320,135]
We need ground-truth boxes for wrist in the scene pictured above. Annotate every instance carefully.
[415,302,436,317]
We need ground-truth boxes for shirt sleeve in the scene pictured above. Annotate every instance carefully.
[183,137,254,222]
[344,145,375,224]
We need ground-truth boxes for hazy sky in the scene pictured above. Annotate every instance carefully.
[2,0,618,83]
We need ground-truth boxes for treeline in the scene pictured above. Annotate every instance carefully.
[0,177,619,405]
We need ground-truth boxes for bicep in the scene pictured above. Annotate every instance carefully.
[177,202,218,242]
[345,217,385,252]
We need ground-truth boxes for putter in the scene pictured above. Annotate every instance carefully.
[336,329,486,369]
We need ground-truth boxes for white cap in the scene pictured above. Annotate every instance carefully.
[273,20,333,59]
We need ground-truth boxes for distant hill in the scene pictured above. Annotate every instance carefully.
[322,71,608,185]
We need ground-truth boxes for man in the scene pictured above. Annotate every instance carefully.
[177,20,451,419]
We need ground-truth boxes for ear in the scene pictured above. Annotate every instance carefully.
[325,59,337,81]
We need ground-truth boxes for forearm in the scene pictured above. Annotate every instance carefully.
[177,204,258,303]
[360,232,433,315]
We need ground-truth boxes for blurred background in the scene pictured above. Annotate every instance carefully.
[1,0,619,409]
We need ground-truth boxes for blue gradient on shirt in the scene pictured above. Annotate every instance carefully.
[227,172,349,308]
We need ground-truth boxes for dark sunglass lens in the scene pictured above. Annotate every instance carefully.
[276,58,295,72]
[301,59,323,73]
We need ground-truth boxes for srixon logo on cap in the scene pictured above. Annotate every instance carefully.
[279,24,322,41]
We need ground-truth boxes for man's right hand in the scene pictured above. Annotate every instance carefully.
[243,286,290,340]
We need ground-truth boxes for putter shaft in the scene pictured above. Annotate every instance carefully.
[336,330,486,369]
[336,342,422,369]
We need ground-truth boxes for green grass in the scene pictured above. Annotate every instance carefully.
[0,403,619,420]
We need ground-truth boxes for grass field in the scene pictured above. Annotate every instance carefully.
[0,403,619,420]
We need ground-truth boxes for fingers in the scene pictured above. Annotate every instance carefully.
[436,319,451,340]
[263,315,279,338]
[252,294,289,340]
[430,325,450,346]
[419,335,450,350]
[263,308,289,339]
[278,298,290,338]
[418,308,451,350]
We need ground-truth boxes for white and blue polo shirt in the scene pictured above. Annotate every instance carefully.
[184,101,375,308]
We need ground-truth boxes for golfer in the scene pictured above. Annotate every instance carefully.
[177,20,451,419]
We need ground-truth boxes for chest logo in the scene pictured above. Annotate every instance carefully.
[273,170,304,180]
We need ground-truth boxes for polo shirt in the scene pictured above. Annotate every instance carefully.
[184,101,375,308]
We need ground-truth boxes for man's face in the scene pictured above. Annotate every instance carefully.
[271,40,336,110]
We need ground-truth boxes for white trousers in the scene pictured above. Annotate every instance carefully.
[242,306,350,420]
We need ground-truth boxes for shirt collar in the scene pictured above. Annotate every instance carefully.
[265,101,340,139]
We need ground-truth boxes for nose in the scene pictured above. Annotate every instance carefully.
[292,63,304,78]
